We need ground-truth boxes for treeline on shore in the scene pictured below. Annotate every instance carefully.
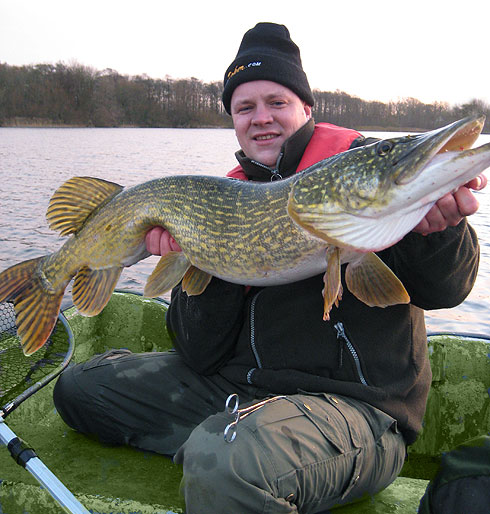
[1,62,489,132]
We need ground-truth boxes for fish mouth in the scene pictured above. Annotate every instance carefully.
[394,115,485,185]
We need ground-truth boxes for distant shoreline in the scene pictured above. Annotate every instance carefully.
[3,117,485,134]
[2,62,488,134]
[0,117,231,130]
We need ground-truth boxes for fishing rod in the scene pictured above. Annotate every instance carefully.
[0,301,90,514]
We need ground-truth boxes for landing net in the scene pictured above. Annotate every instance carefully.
[0,301,74,417]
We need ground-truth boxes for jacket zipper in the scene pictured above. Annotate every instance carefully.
[250,291,263,369]
[250,151,284,181]
[334,322,368,386]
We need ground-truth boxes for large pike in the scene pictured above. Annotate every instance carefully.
[1,116,489,355]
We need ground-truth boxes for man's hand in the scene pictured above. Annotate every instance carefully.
[145,227,182,256]
[413,174,487,235]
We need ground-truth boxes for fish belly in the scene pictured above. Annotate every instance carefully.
[206,245,330,286]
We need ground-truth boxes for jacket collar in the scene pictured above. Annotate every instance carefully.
[235,118,315,182]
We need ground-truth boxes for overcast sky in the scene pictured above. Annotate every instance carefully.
[2,0,489,107]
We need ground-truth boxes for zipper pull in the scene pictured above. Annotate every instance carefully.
[249,160,283,181]
[334,322,345,368]
[270,151,284,180]
[334,322,346,340]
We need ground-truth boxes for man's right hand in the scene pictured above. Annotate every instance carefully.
[145,227,182,256]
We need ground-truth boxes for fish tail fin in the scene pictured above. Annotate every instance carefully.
[0,257,66,355]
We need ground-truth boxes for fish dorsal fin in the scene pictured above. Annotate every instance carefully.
[345,252,410,308]
[182,266,213,295]
[72,266,123,316]
[47,177,124,236]
[144,252,191,298]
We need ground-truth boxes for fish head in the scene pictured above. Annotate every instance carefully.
[288,115,489,252]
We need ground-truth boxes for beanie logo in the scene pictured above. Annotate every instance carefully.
[227,61,262,80]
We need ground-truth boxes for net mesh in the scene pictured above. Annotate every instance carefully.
[0,301,72,412]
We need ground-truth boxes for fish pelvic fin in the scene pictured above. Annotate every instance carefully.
[345,252,410,308]
[322,247,343,321]
[46,177,124,236]
[182,266,213,295]
[72,266,123,316]
[144,252,191,298]
[0,257,66,355]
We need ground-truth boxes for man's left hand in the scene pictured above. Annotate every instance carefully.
[413,174,487,235]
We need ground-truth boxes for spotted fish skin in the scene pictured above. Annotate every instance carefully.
[1,115,489,355]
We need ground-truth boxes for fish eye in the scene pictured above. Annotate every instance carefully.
[376,140,394,156]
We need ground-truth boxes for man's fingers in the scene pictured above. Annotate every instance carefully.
[422,201,448,233]
[146,227,166,254]
[145,227,181,255]
[465,173,487,191]
[452,186,479,218]
[412,184,481,236]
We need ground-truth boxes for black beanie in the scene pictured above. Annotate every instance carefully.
[222,22,314,115]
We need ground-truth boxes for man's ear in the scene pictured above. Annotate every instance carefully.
[304,103,312,120]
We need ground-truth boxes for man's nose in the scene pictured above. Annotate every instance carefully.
[251,104,273,125]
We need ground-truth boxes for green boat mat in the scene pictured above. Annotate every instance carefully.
[1,292,489,513]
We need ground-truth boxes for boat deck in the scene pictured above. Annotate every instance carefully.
[1,291,489,513]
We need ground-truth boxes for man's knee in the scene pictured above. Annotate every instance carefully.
[176,411,266,481]
[53,364,84,430]
[175,412,278,512]
[53,358,121,443]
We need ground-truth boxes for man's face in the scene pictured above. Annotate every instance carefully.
[230,81,312,167]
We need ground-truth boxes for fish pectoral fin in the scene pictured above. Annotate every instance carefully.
[322,247,343,321]
[0,256,67,355]
[181,266,213,295]
[47,177,124,236]
[345,252,410,308]
[73,266,123,316]
[144,252,191,297]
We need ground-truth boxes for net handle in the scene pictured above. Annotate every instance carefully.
[1,415,89,513]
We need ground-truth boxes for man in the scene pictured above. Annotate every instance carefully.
[54,23,486,513]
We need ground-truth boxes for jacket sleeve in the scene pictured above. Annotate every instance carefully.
[378,219,480,310]
[165,277,246,375]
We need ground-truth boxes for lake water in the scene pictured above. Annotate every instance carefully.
[0,127,488,335]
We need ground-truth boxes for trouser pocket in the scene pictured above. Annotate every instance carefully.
[286,394,365,502]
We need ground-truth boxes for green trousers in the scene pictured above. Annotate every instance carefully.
[53,349,406,513]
